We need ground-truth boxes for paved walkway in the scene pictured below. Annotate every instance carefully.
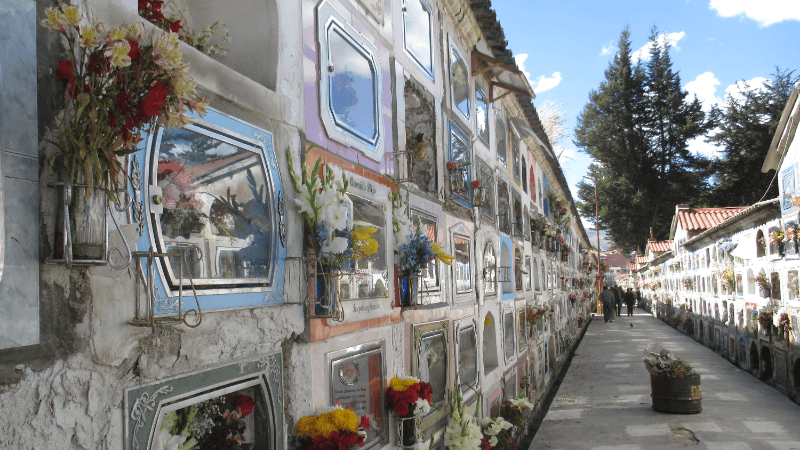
[530,309,800,450]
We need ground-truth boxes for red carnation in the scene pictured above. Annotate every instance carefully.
[168,19,183,33]
[107,114,118,129]
[56,60,73,81]
[234,394,255,417]
[471,180,481,189]
[447,162,457,170]
[358,415,370,430]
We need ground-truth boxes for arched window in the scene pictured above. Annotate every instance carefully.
[756,230,766,258]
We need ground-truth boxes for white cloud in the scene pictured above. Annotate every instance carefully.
[557,147,574,164]
[532,72,563,93]
[515,54,562,93]
[685,71,721,112]
[687,135,722,157]
[709,0,800,27]
[724,76,769,102]
[631,31,686,63]
[600,42,615,56]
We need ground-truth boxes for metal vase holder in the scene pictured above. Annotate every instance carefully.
[396,415,420,448]
[448,168,467,195]
[303,255,345,321]
[399,273,427,308]
[49,180,132,269]
[128,246,203,330]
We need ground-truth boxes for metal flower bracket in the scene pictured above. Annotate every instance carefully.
[128,246,203,331]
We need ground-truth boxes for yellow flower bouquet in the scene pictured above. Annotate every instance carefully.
[295,407,370,450]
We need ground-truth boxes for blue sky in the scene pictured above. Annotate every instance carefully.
[492,0,800,230]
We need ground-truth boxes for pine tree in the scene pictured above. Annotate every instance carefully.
[705,68,800,206]
[575,27,708,252]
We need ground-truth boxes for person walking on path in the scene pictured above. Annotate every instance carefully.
[635,287,642,308]
[612,285,622,317]
[623,288,636,317]
[600,286,614,323]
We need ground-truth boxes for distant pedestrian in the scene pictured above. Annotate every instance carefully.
[635,288,642,308]
[612,286,622,317]
[600,286,614,323]
[624,288,636,317]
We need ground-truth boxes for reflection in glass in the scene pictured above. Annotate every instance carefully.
[512,134,520,183]
[403,0,433,77]
[451,48,470,118]
[789,270,799,299]
[340,195,387,300]
[328,27,377,143]
[157,127,273,285]
[503,312,515,359]
[412,211,439,290]
[458,325,478,391]
[454,234,471,293]
[418,331,447,408]
[497,179,510,235]
[496,118,507,166]
[525,257,532,290]
[476,87,489,143]
[484,244,496,295]
[517,309,526,350]
[514,248,523,291]
[450,123,471,202]
[478,161,495,221]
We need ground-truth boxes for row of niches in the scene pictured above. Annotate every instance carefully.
[651,266,800,302]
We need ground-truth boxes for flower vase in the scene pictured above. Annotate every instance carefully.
[54,178,109,263]
[314,263,339,316]
[779,242,785,257]
[399,273,421,307]
[397,415,419,448]
[785,239,798,259]
[778,325,785,340]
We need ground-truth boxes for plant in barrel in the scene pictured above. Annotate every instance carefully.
[643,344,701,414]
[390,181,453,306]
[386,377,433,447]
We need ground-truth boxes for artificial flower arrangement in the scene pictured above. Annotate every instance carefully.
[770,229,785,245]
[757,310,774,332]
[390,181,454,276]
[295,407,370,450]
[501,397,534,430]
[43,4,209,197]
[139,0,231,56]
[154,393,256,450]
[287,146,378,269]
[775,310,792,338]
[479,416,514,450]
[386,377,434,418]
[443,377,483,450]
[754,272,771,294]
[784,222,797,242]
[643,344,699,379]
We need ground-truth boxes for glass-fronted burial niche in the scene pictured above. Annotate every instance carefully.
[125,355,284,450]
[453,234,472,293]
[412,210,440,291]
[327,341,386,449]
[317,1,383,160]
[147,114,284,299]
[503,311,515,361]
[457,321,479,392]
[402,0,434,78]
[413,320,449,427]
[340,195,388,300]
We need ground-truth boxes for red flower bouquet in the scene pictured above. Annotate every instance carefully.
[386,377,433,417]
[447,162,458,170]
[471,180,482,189]
[296,408,370,450]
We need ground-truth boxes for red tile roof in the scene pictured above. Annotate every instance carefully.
[678,207,748,231]
[648,240,673,253]
[628,263,637,271]
[636,256,648,264]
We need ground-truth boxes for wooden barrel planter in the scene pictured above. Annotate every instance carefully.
[650,374,702,414]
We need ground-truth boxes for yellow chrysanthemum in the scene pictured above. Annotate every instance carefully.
[328,408,358,432]
[350,226,378,261]
[389,377,418,392]
[295,416,317,437]
[60,5,81,27]
[109,26,127,41]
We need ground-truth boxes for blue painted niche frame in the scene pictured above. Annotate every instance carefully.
[123,353,285,450]
[128,108,286,314]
